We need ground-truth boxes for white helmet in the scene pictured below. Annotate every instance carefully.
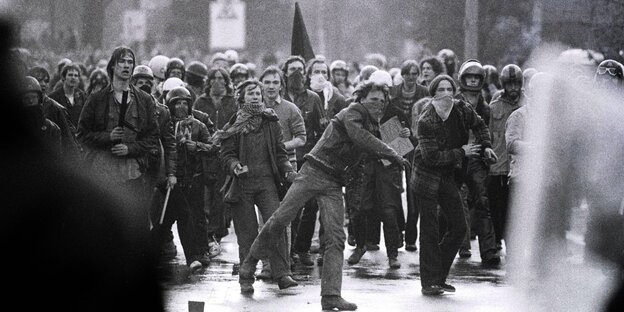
[366,70,393,88]
[162,77,185,93]
[148,55,169,80]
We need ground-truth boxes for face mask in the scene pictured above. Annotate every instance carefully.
[210,80,226,96]
[287,71,305,92]
[139,84,152,94]
[309,74,328,92]
[241,102,265,115]
[508,90,520,102]
[361,98,386,122]
[431,94,454,121]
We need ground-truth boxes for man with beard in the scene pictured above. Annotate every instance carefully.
[488,64,524,251]
[454,60,500,264]
[185,61,208,101]
[413,75,495,296]
[28,66,82,160]
[239,70,406,311]
[77,46,159,229]
[49,63,87,129]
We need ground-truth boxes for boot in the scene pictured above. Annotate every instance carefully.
[239,256,258,283]
[321,296,358,311]
[297,251,315,266]
[277,275,298,289]
[347,247,366,265]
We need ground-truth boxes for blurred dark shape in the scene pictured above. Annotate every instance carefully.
[0,18,164,311]
[291,2,315,62]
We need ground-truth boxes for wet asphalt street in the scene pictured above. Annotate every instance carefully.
[159,226,519,312]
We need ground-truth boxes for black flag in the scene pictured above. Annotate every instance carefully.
[291,2,315,62]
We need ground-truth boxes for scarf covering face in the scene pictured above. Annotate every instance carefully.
[210,80,226,96]
[309,74,334,110]
[431,94,456,121]
[210,104,273,144]
[287,71,306,93]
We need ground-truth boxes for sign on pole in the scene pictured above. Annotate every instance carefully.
[210,0,246,50]
[123,10,146,42]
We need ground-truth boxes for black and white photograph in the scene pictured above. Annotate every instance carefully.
[2,0,623,311]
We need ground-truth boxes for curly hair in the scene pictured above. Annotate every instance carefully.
[420,57,446,76]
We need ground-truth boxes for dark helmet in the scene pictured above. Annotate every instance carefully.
[20,76,43,104]
[595,59,624,80]
[165,57,185,79]
[458,59,485,91]
[165,86,192,116]
[230,63,250,78]
[500,64,523,88]
[186,61,208,79]
[28,66,50,81]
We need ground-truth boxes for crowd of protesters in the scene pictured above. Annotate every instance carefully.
[12,42,624,311]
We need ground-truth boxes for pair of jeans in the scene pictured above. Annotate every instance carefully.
[205,171,229,240]
[352,161,402,258]
[294,197,325,254]
[418,172,467,287]
[247,163,345,296]
[231,176,287,272]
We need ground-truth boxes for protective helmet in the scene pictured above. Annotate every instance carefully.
[132,65,154,80]
[483,65,499,85]
[57,58,72,70]
[500,64,523,88]
[595,59,624,80]
[224,49,239,64]
[20,76,43,104]
[186,61,208,79]
[165,58,185,79]
[210,52,227,65]
[229,63,249,78]
[148,55,169,80]
[522,68,538,86]
[162,77,186,93]
[165,86,193,116]
[458,59,485,91]
[366,70,393,88]
[330,60,348,73]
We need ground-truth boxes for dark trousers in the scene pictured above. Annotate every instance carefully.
[294,198,324,253]
[418,173,467,287]
[151,177,206,265]
[488,175,509,242]
[405,163,419,245]
[352,162,402,258]
[205,170,229,241]
[460,159,498,258]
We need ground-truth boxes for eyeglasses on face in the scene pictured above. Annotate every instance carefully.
[597,67,618,76]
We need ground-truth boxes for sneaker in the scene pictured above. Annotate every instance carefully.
[440,283,456,292]
[389,257,401,269]
[297,251,315,266]
[459,248,472,258]
[208,241,222,258]
[316,254,324,266]
[321,296,357,311]
[405,243,417,251]
[189,260,202,274]
[347,247,366,265]
[365,243,380,251]
[421,285,444,296]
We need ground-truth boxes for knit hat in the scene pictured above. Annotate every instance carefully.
[428,74,457,96]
